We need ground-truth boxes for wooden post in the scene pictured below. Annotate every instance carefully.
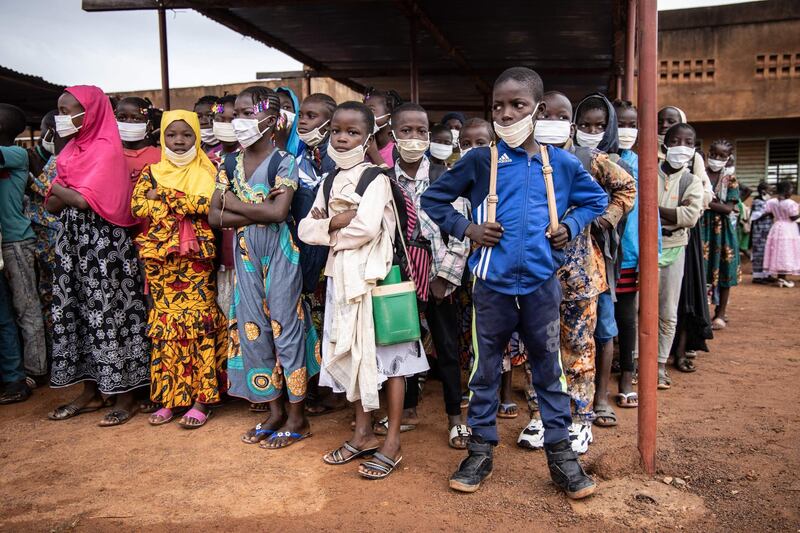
[158,6,171,110]
[625,0,637,101]
[409,18,419,103]
[637,0,658,476]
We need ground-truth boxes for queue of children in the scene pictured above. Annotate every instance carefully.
[1,64,798,498]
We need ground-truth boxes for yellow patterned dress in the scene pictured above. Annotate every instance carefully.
[131,166,227,408]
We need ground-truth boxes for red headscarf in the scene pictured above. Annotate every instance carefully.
[54,85,137,227]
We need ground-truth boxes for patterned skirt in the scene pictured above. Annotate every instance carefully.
[50,208,150,394]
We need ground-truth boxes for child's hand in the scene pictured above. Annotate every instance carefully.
[465,222,503,247]
[310,207,327,220]
[548,225,570,249]
[330,210,358,231]
[267,187,286,201]
[430,277,453,301]
[145,189,159,201]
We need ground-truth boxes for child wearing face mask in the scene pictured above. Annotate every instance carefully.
[423,68,606,498]
[194,95,220,154]
[700,139,741,333]
[206,94,240,167]
[363,87,403,167]
[116,96,161,183]
[429,124,455,167]
[384,103,472,450]
[656,123,704,387]
[516,92,634,452]
[130,110,227,429]
[275,87,301,156]
[210,86,318,450]
[750,181,775,284]
[298,101,429,479]
[442,112,466,151]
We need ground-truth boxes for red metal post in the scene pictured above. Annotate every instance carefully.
[625,0,637,100]
[637,0,658,476]
[158,6,171,110]
[409,18,419,103]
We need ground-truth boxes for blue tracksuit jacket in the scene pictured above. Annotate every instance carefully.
[421,140,608,296]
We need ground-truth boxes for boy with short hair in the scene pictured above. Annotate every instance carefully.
[422,68,607,498]
[429,124,454,167]
[0,104,47,386]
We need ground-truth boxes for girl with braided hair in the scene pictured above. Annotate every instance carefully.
[363,87,403,167]
[115,96,161,184]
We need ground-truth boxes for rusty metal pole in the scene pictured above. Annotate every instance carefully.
[158,6,171,110]
[637,0,658,476]
[625,0,637,100]
[409,18,419,103]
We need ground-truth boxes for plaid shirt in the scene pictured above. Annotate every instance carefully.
[394,157,470,294]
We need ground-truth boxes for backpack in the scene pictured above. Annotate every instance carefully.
[322,165,432,302]
[223,151,326,294]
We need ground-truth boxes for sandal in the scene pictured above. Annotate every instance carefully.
[658,368,671,390]
[139,400,160,414]
[711,317,727,330]
[460,393,469,409]
[593,405,618,427]
[241,422,275,444]
[49,397,112,421]
[497,402,519,419]
[260,430,312,449]
[0,387,31,405]
[373,416,416,436]
[675,356,697,373]
[98,407,138,427]
[448,424,471,449]
[178,407,212,429]
[148,407,175,426]
[323,441,378,465]
[249,402,270,412]
[359,452,403,480]
[615,392,638,408]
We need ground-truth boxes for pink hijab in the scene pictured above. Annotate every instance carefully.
[54,85,137,227]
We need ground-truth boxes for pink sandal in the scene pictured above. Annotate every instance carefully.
[178,407,212,429]
[148,407,175,426]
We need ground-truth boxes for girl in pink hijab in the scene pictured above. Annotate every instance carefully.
[46,86,150,426]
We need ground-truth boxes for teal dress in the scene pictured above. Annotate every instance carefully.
[701,172,741,294]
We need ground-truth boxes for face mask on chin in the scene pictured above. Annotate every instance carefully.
[297,120,329,147]
[329,138,370,169]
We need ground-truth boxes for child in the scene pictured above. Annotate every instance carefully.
[422,68,606,498]
[131,110,227,428]
[611,99,641,408]
[298,101,429,479]
[458,118,494,155]
[763,180,800,286]
[429,124,454,167]
[750,181,775,283]
[700,140,740,331]
[441,112,466,149]
[116,97,161,183]
[0,225,29,404]
[209,86,317,448]
[388,102,471,449]
[656,123,704,387]
[275,87,301,156]
[46,85,150,425]
[194,95,219,153]
[363,87,403,167]
[209,94,240,166]
[0,104,48,384]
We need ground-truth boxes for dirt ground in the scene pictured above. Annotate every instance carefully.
[1,273,799,532]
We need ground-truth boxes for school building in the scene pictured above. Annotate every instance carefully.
[658,0,800,187]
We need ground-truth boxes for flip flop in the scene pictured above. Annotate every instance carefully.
[373,416,416,436]
[148,407,175,426]
[178,407,212,429]
[448,424,471,449]
[323,441,378,465]
[98,407,138,427]
[241,422,275,444]
[615,392,639,408]
[593,405,618,427]
[359,452,403,480]
[260,430,312,449]
[498,402,519,419]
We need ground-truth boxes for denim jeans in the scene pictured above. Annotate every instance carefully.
[0,272,25,385]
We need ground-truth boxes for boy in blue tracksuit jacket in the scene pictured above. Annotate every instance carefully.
[421,67,607,498]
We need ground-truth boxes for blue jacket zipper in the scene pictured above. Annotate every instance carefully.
[516,157,532,295]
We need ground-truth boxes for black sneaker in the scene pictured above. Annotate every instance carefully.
[449,438,494,493]
[545,439,596,499]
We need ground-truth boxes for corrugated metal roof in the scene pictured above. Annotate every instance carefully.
[0,66,65,125]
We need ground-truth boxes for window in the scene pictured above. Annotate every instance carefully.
[659,58,715,84]
[755,53,799,79]
[767,138,800,185]
[735,139,767,187]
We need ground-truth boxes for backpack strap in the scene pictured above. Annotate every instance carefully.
[678,170,694,202]
[222,151,237,192]
[322,168,340,210]
[573,146,594,174]
[487,145,499,223]
[355,166,387,196]
[539,145,560,233]
[266,150,284,189]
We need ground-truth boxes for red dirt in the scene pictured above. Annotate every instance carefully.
[1,273,798,532]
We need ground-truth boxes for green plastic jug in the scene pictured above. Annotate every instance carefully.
[372,266,421,346]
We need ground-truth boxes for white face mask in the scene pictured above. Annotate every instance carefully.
[281,109,296,129]
[373,113,390,135]
[494,112,536,149]
[297,120,329,147]
[665,145,695,168]
[165,145,197,167]
[534,119,571,145]
[450,128,460,146]
[329,138,370,170]
[232,116,270,149]
[394,134,430,163]
[618,127,638,150]
[200,127,217,145]
[430,142,453,161]
[55,111,85,138]
[460,146,473,158]
[41,129,55,154]
[117,121,148,142]
[706,157,727,172]
[212,121,237,143]
[575,130,605,149]
[657,133,665,147]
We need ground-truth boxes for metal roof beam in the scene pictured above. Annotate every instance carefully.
[257,67,611,80]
